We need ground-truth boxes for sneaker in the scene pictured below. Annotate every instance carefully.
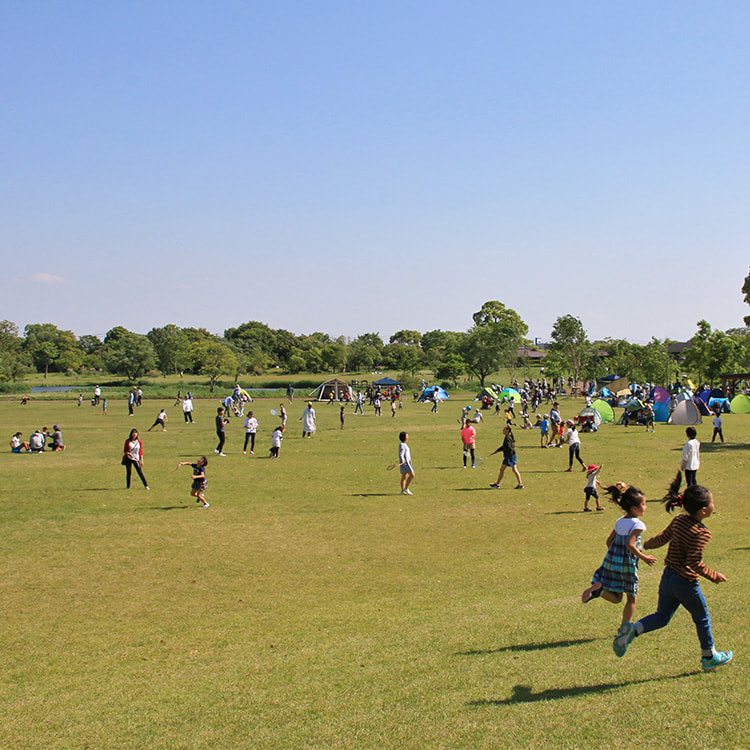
[565,468,572,472]
[583,507,592,512]
[405,489,413,495]
[701,651,733,671]
[249,451,254,455]
[401,490,408,495]
[214,449,219,454]
[489,483,500,488]
[596,506,605,511]
[613,622,636,657]
[201,502,210,508]
[219,452,226,457]
[145,486,150,491]
[581,581,602,603]
[243,451,247,455]
[514,485,524,489]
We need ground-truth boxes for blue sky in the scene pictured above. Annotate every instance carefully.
[2,1,748,345]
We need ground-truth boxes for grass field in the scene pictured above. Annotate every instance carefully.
[2,392,749,749]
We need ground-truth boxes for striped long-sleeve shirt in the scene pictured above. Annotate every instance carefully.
[643,514,720,583]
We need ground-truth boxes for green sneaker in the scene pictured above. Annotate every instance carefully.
[701,651,733,671]
[613,622,635,657]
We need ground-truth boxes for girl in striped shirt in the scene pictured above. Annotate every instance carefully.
[612,474,732,671]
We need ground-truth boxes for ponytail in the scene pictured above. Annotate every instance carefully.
[662,471,712,515]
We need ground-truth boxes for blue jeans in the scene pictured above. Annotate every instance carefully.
[684,469,697,487]
[636,566,713,652]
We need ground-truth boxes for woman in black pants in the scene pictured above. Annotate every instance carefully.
[123,428,149,489]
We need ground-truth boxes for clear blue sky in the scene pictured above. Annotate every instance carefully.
[2,1,748,345]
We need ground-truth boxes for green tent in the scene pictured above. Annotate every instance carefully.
[591,398,615,423]
[730,394,750,414]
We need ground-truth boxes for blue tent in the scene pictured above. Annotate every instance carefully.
[653,401,670,422]
[419,386,450,401]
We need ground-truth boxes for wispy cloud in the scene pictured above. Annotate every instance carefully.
[32,273,65,284]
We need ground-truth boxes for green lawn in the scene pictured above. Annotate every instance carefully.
[2,393,748,749]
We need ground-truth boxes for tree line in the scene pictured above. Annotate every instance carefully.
[1,281,749,388]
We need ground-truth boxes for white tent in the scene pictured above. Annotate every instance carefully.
[668,399,702,425]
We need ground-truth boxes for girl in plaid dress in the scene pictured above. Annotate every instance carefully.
[581,482,657,636]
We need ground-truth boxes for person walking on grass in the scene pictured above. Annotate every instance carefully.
[564,420,585,471]
[680,426,701,487]
[270,425,283,458]
[581,482,656,635]
[489,426,524,489]
[182,395,194,423]
[176,456,209,507]
[243,411,258,454]
[215,407,229,456]
[461,420,476,468]
[399,431,415,495]
[148,408,168,432]
[301,402,316,438]
[611,474,732,671]
[122,429,149,490]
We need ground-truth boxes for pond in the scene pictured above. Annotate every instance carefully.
[30,386,76,393]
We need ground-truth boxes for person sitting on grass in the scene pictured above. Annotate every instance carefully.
[10,432,30,453]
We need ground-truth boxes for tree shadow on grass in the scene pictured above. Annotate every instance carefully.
[469,671,698,706]
[701,443,750,452]
[456,637,599,656]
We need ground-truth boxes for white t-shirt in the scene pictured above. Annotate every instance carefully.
[713,416,722,428]
[681,438,700,470]
[565,427,580,446]
[244,417,258,433]
[614,516,646,537]
[183,398,194,413]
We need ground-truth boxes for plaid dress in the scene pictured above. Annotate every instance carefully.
[591,517,646,596]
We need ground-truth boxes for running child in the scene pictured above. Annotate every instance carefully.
[581,482,657,635]
[612,474,732,670]
[583,463,604,512]
[176,456,209,507]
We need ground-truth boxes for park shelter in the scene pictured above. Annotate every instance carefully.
[730,394,750,414]
[310,378,353,402]
[669,399,702,425]
[591,399,615,423]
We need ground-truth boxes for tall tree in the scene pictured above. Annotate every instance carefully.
[147,325,192,375]
[0,320,32,381]
[461,301,528,387]
[190,340,239,391]
[742,266,750,326]
[104,327,156,380]
[549,314,589,385]
[23,323,80,377]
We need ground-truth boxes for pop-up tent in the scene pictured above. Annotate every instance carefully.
[669,399,702,425]
[578,407,602,428]
[419,386,450,401]
[730,394,750,414]
[652,386,671,404]
[499,387,520,403]
[653,402,670,422]
[310,378,353,401]
[591,399,615,423]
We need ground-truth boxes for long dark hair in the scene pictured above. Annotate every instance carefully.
[603,482,644,513]
[663,472,712,514]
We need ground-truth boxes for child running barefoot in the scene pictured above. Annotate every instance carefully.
[581,482,657,636]
[176,456,209,507]
[613,474,732,671]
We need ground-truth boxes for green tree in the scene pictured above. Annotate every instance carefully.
[23,323,80,377]
[461,302,528,387]
[549,315,590,385]
[742,266,750,326]
[434,353,466,388]
[104,327,156,380]
[147,325,192,375]
[0,320,32,381]
[224,321,277,364]
[190,340,239,392]
[390,330,422,347]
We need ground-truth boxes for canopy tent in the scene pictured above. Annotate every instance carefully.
[653,401,670,422]
[669,399,702,425]
[373,376,401,387]
[591,399,615,423]
[419,386,450,402]
[730,394,750,414]
[309,378,353,402]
